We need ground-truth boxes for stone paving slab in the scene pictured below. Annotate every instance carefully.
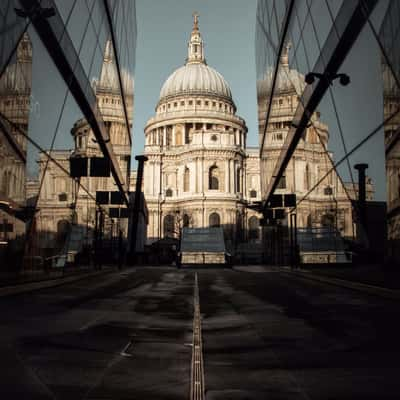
[0,268,114,298]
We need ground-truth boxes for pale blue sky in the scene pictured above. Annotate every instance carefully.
[131,0,259,151]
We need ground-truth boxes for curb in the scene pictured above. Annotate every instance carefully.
[283,269,400,301]
[0,269,113,298]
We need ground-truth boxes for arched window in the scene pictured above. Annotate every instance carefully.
[166,188,173,197]
[209,212,220,227]
[183,214,190,227]
[248,216,259,240]
[209,165,219,190]
[183,167,190,192]
[163,215,175,237]
[321,213,335,230]
[305,164,311,191]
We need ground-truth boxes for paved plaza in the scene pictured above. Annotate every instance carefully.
[1,266,399,399]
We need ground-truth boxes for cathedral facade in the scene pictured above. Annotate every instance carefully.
[257,45,363,239]
[143,17,362,253]
[32,40,133,257]
[143,15,261,249]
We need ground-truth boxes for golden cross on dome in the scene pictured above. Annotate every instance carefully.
[193,11,199,30]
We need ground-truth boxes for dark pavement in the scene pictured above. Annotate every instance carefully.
[0,266,399,399]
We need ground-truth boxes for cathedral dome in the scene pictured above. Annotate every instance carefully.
[158,13,233,104]
[257,44,305,100]
[257,67,305,99]
[159,63,232,102]
[95,39,134,96]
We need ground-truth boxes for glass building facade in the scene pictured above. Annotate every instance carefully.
[256,0,389,263]
[380,0,400,259]
[0,1,137,274]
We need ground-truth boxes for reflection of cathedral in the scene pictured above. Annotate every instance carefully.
[383,57,400,240]
[32,40,133,257]
[0,33,32,244]
[0,33,31,206]
[143,15,261,249]
[257,44,366,238]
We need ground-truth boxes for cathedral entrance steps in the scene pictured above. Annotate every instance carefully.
[180,227,227,266]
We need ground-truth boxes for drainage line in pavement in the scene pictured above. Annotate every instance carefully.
[190,273,205,400]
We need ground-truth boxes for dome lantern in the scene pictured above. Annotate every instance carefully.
[187,12,205,65]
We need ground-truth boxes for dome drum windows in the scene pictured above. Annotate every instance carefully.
[273,133,283,141]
